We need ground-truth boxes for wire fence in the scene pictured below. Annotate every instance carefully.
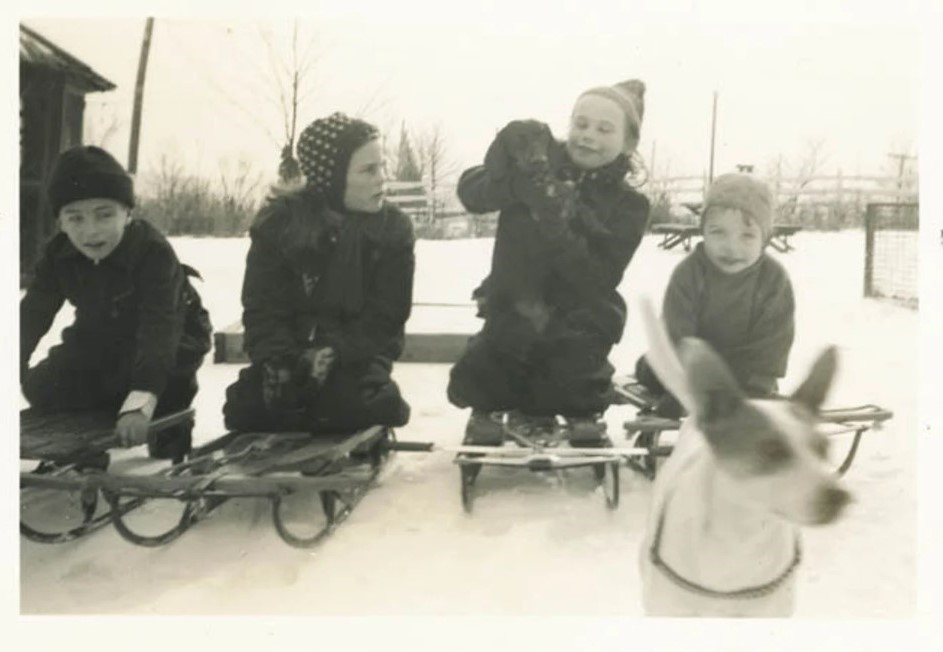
[864,202,918,308]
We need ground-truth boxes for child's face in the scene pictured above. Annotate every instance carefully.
[702,207,764,274]
[566,94,626,170]
[58,198,131,261]
[343,139,386,213]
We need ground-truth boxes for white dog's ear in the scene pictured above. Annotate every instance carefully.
[679,338,746,425]
[790,346,838,413]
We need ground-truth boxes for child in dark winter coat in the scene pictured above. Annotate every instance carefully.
[448,80,651,445]
[223,112,414,434]
[635,173,796,417]
[20,146,212,463]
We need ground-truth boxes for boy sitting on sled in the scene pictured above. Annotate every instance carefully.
[20,146,212,465]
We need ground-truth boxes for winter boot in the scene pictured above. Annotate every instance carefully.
[464,410,505,446]
[565,414,608,448]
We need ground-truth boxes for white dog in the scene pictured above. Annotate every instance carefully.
[637,301,850,617]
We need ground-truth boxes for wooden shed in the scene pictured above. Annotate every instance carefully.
[20,24,116,283]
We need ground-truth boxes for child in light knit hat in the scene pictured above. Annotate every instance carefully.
[449,80,651,446]
[636,173,796,417]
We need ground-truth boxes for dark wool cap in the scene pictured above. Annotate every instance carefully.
[47,146,135,216]
[296,112,379,206]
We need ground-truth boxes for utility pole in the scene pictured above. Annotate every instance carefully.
[708,91,718,186]
[128,18,155,175]
[886,152,917,202]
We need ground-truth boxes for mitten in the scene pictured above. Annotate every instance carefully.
[262,354,301,412]
[299,346,337,392]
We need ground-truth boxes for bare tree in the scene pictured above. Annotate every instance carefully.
[767,139,829,224]
[256,20,324,184]
[395,122,422,182]
[352,85,393,122]
[219,157,264,232]
[84,103,121,149]
[417,124,460,219]
[174,20,324,184]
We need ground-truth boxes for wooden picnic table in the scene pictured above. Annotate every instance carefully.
[650,223,803,253]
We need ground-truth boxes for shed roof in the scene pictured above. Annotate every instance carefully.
[20,24,116,93]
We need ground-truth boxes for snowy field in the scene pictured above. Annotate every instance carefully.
[19,231,919,625]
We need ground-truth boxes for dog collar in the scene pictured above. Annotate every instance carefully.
[649,492,803,600]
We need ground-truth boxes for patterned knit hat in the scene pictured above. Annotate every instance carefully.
[47,146,134,216]
[296,112,379,205]
[578,79,645,153]
[701,173,775,242]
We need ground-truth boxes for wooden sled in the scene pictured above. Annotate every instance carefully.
[20,408,195,544]
[612,375,893,480]
[87,425,395,548]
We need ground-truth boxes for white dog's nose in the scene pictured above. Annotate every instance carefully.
[817,486,851,523]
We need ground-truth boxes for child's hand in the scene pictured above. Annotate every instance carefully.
[262,356,298,411]
[115,410,150,448]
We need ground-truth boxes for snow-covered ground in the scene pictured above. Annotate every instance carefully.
[19,231,918,623]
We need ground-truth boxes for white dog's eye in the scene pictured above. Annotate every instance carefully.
[756,438,793,470]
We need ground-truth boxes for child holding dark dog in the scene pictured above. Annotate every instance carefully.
[222,112,414,434]
[20,146,212,464]
[635,173,796,417]
[448,80,651,445]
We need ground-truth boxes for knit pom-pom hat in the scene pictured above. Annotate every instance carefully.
[296,112,379,207]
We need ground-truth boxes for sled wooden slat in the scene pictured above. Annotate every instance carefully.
[20,409,196,460]
[21,467,377,496]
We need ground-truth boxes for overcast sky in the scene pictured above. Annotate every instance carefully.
[17,1,926,191]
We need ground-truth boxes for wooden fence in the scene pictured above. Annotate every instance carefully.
[646,174,918,211]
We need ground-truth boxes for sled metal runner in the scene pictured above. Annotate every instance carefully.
[451,423,651,514]
[612,375,894,480]
[21,412,396,548]
[109,426,394,548]
[20,408,196,544]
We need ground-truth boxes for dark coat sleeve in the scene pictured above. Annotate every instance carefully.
[241,207,301,366]
[130,240,186,395]
[19,248,65,379]
[322,210,415,365]
[542,188,650,295]
[725,265,796,381]
[661,256,700,344]
[456,164,518,214]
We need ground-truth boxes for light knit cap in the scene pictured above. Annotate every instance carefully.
[701,173,775,242]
